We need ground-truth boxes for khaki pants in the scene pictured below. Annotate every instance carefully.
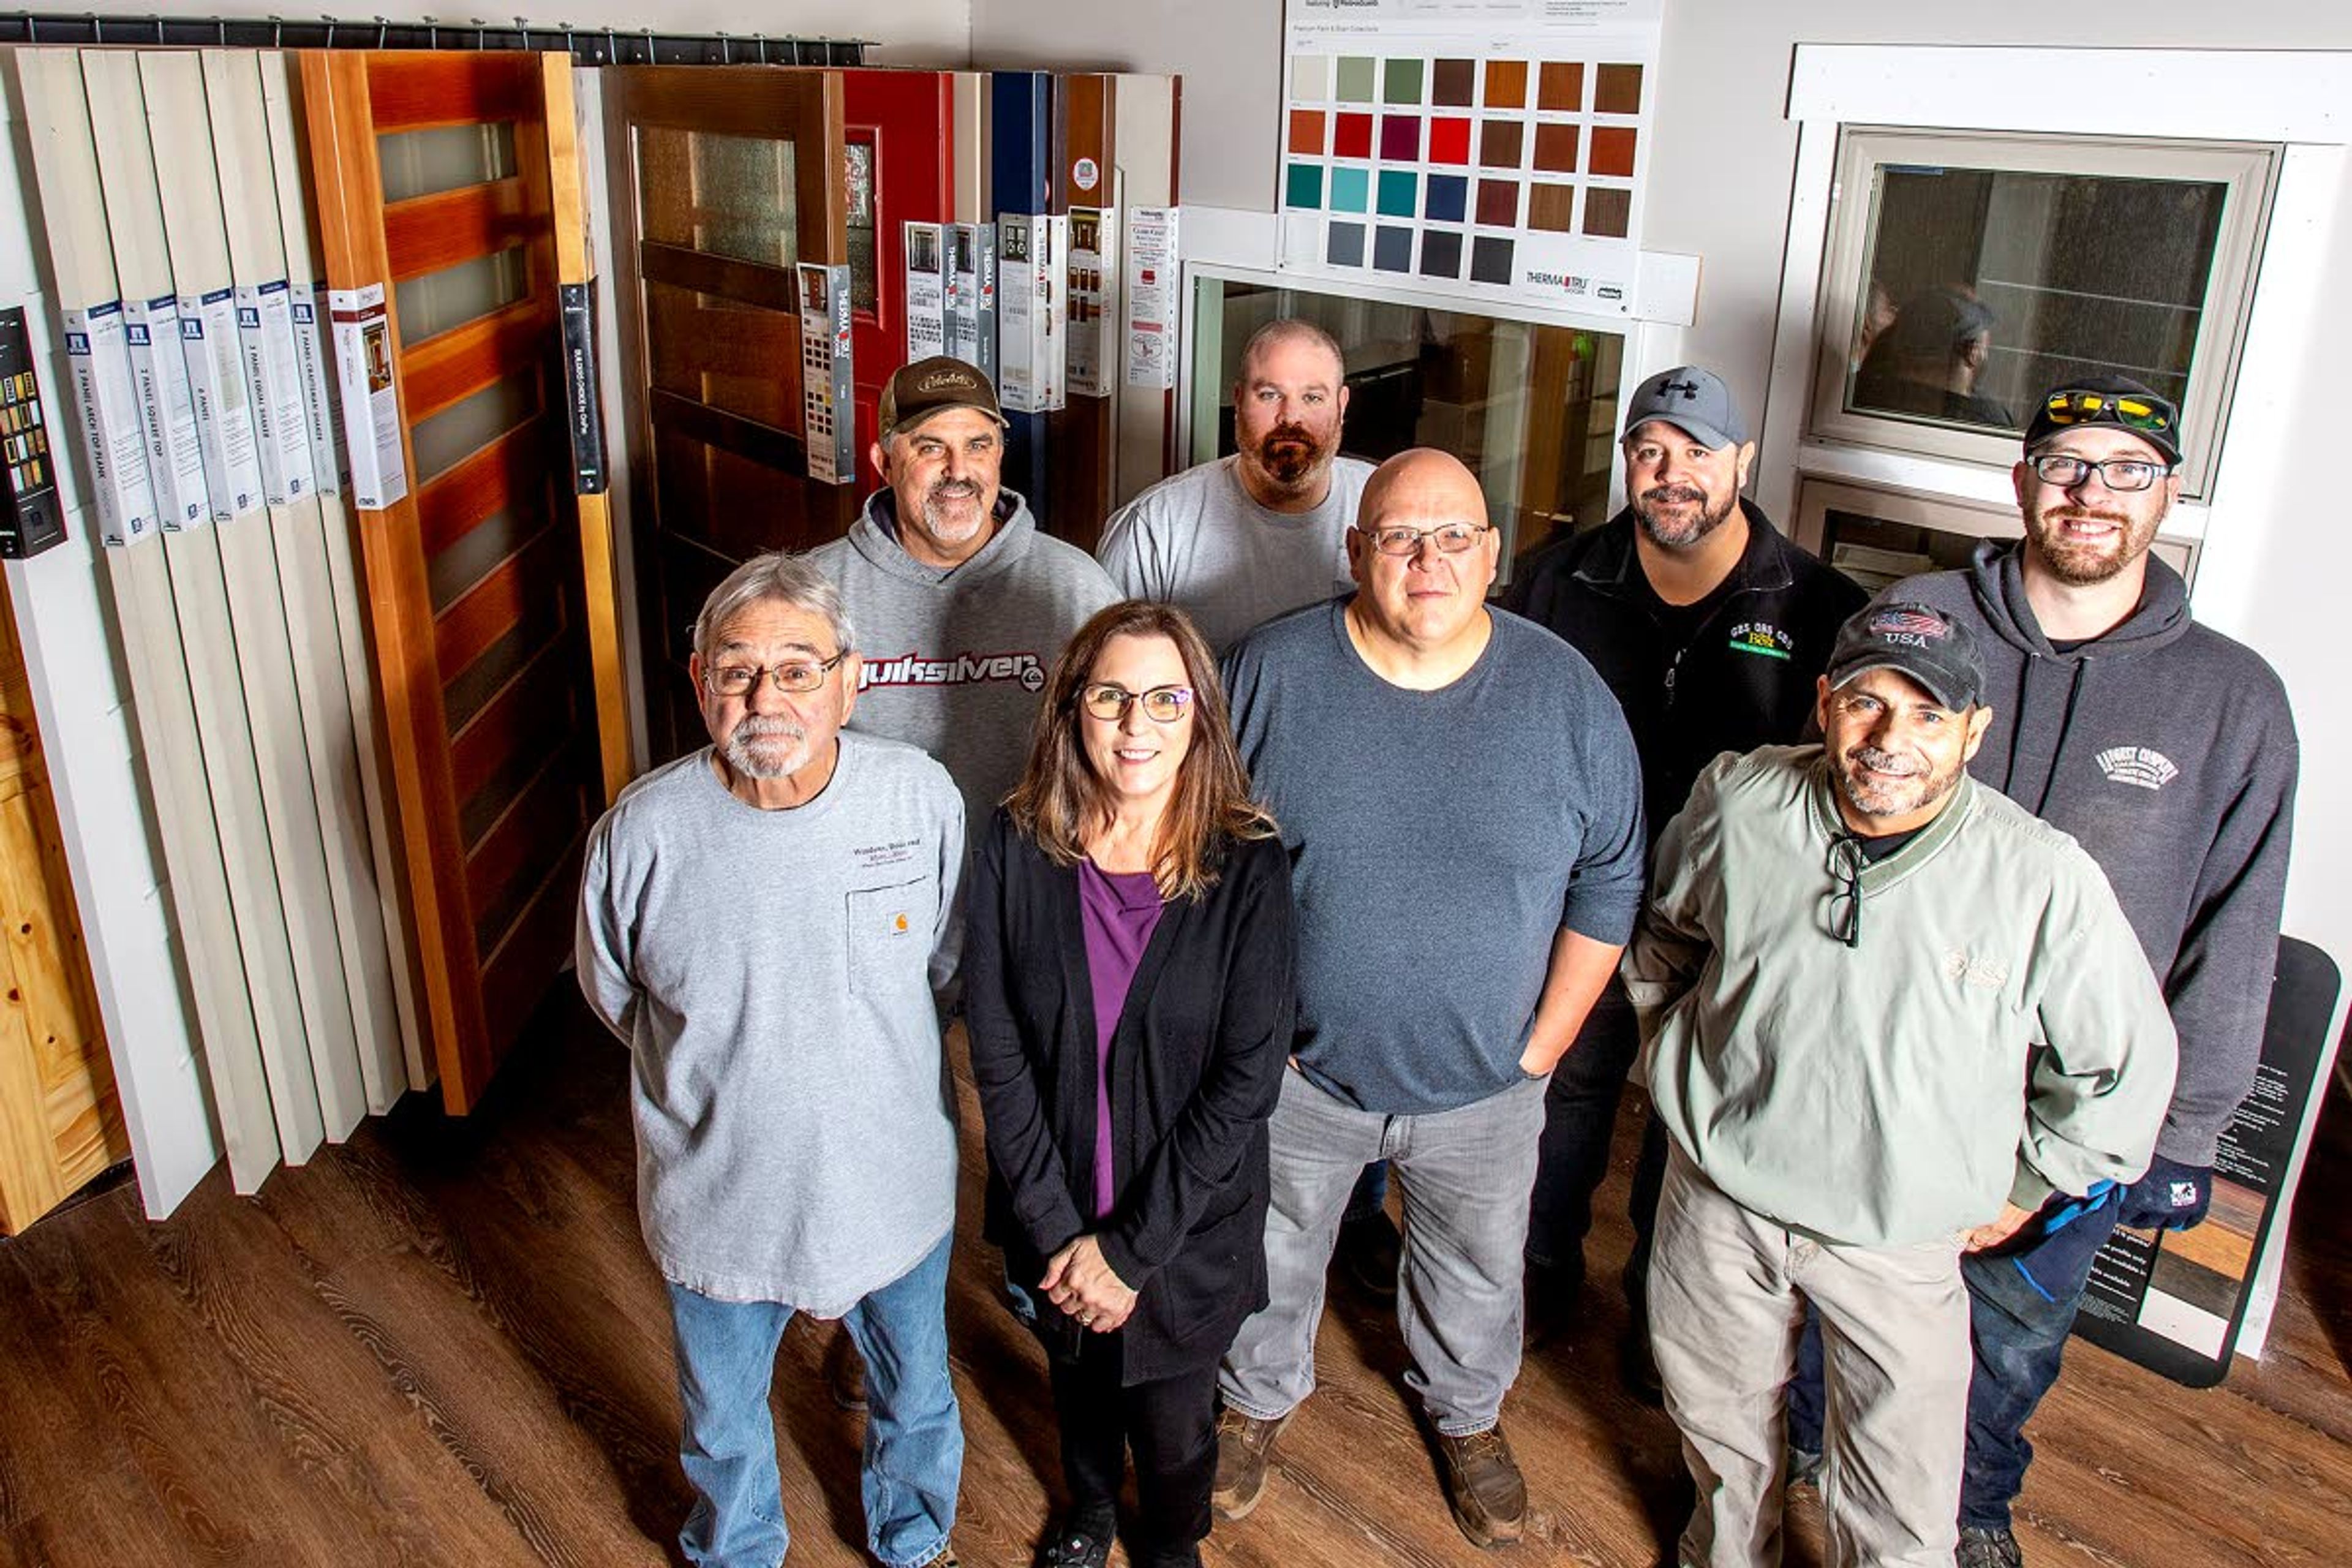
[1649,1148,1969,1568]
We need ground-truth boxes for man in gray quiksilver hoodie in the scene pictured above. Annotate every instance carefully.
[1787,375,2299,1568]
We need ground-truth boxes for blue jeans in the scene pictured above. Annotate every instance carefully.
[1525,985,1642,1280]
[1786,1203,2119,1532]
[665,1232,963,1568]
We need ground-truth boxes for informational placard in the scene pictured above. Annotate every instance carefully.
[0,307,64,559]
[903,221,949,364]
[289,283,343,496]
[1125,205,1180,391]
[235,279,314,505]
[559,282,607,496]
[999,213,1071,415]
[327,283,407,509]
[948,223,997,380]
[797,263,854,486]
[178,285,264,519]
[2071,939,2340,1385]
[122,293,210,529]
[1066,206,1117,399]
[1280,0,1660,313]
[61,301,158,546]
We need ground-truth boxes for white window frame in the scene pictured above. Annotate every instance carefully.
[1809,126,2276,499]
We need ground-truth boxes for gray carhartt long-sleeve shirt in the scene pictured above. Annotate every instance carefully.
[577,733,965,1312]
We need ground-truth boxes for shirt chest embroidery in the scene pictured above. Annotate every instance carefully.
[1944,948,2010,991]
[1726,619,1792,660]
[2094,745,2180,792]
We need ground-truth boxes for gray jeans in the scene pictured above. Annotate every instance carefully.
[1218,1066,1548,1436]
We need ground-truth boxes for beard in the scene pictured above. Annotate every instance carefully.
[1250,420,1334,490]
[919,477,989,546]
[2026,502,2159,587]
[724,715,811,780]
[1634,483,1738,549]
[1835,742,1964,821]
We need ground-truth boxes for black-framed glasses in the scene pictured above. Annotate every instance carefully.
[704,650,848,696]
[1357,522,1491,557]
[2024,453,2171,493]
[1079,682,1194,724]
[1826,834,1867,949]
[2040,386,2177,439]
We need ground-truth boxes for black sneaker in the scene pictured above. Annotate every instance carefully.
[1618,1324,1664,1406]
[1337,1208,1403,1298]
[1034,1517,1114,1567]
[823,1327,866,1412]
[1957,1525,2024,1568]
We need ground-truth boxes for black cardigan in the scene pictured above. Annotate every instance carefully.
[964,807,1297,1382]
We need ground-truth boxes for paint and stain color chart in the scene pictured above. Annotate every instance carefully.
[1281,0,1659,313]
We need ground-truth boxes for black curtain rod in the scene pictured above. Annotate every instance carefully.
[0,12,872,64]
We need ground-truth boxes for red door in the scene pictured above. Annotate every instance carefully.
[842,69,955,488]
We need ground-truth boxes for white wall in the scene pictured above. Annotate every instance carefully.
[971,0,2352,988]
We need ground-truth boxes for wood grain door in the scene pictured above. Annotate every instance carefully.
[300,50,624,1112]
[604,66,849,763]
[842,68,956,490]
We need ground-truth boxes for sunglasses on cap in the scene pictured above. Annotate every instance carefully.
[2039,387,2177,438]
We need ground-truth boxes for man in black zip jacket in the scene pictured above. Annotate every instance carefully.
[1786,375,2299,1568]
[1505,366,1864,1387]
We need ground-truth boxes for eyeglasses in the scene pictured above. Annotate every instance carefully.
[1357,522,1491,557]
[2024,453,2171,493]
[2040,386,2177,439]
[1826,834,1866,949]
[704,650,848,696]
[1080,682,1194,724]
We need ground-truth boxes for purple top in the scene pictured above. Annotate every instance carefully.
[1077,858,1166,1219]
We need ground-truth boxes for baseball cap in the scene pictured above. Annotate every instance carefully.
[1621,366,1750,451]
[2023,374,2182,467]
[1826,602,1986,712]
[878,356,1007,440]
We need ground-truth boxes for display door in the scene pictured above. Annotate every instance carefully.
[605,66,851,762]
[843,68,956,489]
[301,50,624,1111]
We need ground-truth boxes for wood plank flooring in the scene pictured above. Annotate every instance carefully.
[1,987,2346,1567]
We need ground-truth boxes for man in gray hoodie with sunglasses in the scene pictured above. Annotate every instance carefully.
[1784,375,2301,1568]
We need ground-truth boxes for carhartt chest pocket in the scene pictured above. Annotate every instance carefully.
[846,877,934,997]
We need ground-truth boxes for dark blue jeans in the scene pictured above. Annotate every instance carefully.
[1525,986,1649,1283]
[1788,1202,2120,1531]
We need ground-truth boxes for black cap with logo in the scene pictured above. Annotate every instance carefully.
[878,356,1008,440]
[1826,602,1986,712]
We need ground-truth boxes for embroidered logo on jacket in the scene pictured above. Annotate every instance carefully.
[860,650,1049,693]
[2094,745,2179,791]
[1727,620,1793,660]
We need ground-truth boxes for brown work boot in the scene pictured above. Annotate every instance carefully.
[1436,1423,1527,1547]
[1210,1405,1291,1521]
[824,1325,867,1412]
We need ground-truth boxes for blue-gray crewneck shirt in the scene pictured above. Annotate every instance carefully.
[1221,598,1645,1112]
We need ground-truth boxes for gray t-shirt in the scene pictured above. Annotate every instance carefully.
[1096,453,1374,650]
[1222,600,1646,1113]
[577,731,965,1313]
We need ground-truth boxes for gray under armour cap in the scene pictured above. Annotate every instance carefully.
[1621,365,1749,451]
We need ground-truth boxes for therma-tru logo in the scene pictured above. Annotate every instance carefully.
[861,650,1047,694]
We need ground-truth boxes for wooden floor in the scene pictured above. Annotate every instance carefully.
[2,990,2348,1568]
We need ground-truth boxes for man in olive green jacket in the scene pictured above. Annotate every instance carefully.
[1624,601,2176,1568]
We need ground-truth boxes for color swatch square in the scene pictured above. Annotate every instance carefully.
[1328,221,1366,266]
[1420,228,1464,280]
[1433,59,1476,107]
[1428,117,1472,165]
[1289,109,1327,156]
[1534,123,1580,175]
[1595,62,1644,115]
[1336,56,1376,102]
[1381,114,1422,160]
[1330,165,1370,213]
[1378,168,1419,217]
[1286,162,1324,210]
[1483,60,1528,109]
[1476,178,1519,226]
[1471,235,1515,285]
[1384,57,1425,105]
[1589,126,1638,178]
[1538,61,1585,111]
[1333,111,1374,159]
[1479,119,1525,169]
[1529,183,1576,232]
[1584,186,1633,238]
[1425,174,1468,223]
[1292,55,1331,102]
[1374,225,1414,273]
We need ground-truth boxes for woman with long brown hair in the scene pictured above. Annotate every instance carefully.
[965,600,1297,1568]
